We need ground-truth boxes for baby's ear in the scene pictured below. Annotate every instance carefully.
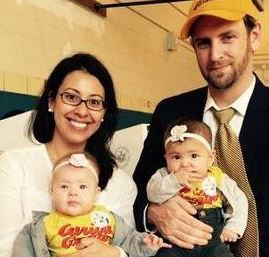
[209,148,216,165]
[49,186,53,195]
[49,182,55,194]
[94,187,101,201]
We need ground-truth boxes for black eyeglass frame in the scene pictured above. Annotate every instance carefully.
[59,92,105,111]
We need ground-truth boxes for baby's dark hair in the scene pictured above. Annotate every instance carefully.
[164,118,213,147]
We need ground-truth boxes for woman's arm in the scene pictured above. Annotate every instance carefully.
[96,168,137,227]
[0,152,25,257]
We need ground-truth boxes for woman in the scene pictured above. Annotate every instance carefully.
[0,53,137,257]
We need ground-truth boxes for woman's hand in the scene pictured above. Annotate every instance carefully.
[60,237,120,257]
[147,195,213,249]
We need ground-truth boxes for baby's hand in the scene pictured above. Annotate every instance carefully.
[220,228,239,242]
[143,233,172,251]
[174,170,203,187]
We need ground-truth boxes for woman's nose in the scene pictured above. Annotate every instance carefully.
[74,102,90,116]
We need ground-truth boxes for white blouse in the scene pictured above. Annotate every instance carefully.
[0,144,137,257]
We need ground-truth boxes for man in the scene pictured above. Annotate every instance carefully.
[133,0,269,256]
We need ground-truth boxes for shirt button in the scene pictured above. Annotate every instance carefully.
[42,249,48,256]
[199,210,206,217]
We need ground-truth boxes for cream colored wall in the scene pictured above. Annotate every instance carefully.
[0,0,204,113]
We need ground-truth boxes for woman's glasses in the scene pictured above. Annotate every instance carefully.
[59,92,105,111]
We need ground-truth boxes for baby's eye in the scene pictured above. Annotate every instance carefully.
[60,184,69,189]
[80,184,89,190]
[192,154,198,158]
[171,155,181,160]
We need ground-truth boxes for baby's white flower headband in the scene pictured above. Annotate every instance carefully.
[53,153,99,183]
[164,125,211,151]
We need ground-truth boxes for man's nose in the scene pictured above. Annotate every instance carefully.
[210,41,224,62]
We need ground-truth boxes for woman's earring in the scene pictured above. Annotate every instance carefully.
[48,108,53,113]
[101,118,104,122]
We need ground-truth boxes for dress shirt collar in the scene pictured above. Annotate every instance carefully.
[204,75,256,116]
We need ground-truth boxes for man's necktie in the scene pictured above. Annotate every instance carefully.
[213,108,259,257]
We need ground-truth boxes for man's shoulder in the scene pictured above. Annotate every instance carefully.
[159,86,207,106]
[253,75,269,95]
[250,76,269,110]
[153,86,207,118]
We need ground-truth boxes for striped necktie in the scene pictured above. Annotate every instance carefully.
[213,107,259,257]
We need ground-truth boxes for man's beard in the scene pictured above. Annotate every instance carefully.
[201,39,252,90]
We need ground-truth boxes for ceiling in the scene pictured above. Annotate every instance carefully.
[96,0,269,69]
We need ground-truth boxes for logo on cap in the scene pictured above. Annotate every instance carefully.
[193,0,213,11]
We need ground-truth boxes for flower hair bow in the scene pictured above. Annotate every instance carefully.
[164,125,211,151]
[69,153,89,167]
[53,153,99,182]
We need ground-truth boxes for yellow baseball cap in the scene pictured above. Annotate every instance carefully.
[180,0,259,39]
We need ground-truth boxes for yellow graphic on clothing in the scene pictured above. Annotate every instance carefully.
[44,205,116,256]
[179,166,224,209]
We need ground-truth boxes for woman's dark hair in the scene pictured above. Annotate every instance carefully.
[28,53,118,189]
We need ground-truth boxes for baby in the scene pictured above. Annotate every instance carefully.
[147,119,248,257]
[12,152,170,257]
